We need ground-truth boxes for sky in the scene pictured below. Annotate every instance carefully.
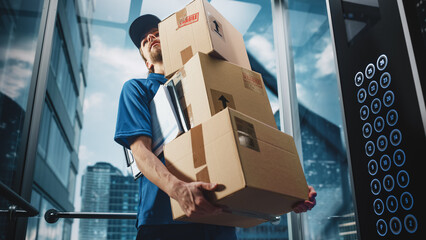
[70,0,342,239]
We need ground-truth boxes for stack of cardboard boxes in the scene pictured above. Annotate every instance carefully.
[160,0,309,228]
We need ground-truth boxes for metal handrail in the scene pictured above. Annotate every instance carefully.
[0,180,39,219]
[45,209,137,223]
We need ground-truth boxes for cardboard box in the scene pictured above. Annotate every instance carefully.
[168,52,277,129]
[164,108,309,228]
[159,0,251,78]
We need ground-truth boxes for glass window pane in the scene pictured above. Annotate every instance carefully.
[0,0,44,236]
[46,118,71,187]
[37,197,64,240]
[25,190,41,240]
[37,102,52,159]
[287,0,357,239]
[0,0,44,185]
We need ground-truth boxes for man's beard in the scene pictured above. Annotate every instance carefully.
[150,47,162,63]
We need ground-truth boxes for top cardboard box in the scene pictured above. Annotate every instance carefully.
[159,0,251,78]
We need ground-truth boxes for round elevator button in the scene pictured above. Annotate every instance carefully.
[386,195,398,213]
[377,54,388,71]
[371,179,381,195]
[355,72,364,86]
[365,141,375,157]
[373,198,384,215]
[377,135,388,152]
[374,116,385,132]
[368,81,379,96]
[376,219,387,236]
[366,63,375,79]
[393,149,406,167]
[368,159,378,176]
[400,192,414,210]
[360,105,369,120]
[380,72,391,88]
[383,175,394,192]
[404,214,417,233]
[371,98,381,114]
[390,129,402,146]
[397,170,409,188]
[363,123,372,138]
[386,109,398,126]
[380,155,391,171]
[383,90,395,107]
[390,217,402,235]
[357,88,367,103]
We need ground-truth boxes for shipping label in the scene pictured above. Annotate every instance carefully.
[242,69,264,95]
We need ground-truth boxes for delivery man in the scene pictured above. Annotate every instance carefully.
[114,14,317,240]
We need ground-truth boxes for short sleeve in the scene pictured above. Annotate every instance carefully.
[114,80,153,149]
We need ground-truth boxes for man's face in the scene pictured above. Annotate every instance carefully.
[140,28,162,66]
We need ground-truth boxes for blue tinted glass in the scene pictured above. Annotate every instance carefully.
[288,0,356,239]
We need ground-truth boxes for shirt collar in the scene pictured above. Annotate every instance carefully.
[148,73,167,85]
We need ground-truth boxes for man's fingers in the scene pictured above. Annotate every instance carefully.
[199,182,218,191]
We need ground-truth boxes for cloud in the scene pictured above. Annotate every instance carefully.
[314,42,335,78]
[246,34,276,75]
[0,47,35,104]
[83,92,106,114]
[78,145,94,164]
[89,35,148,84]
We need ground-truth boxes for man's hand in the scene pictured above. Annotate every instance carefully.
[292,185,317,213]
[172,181,223,218]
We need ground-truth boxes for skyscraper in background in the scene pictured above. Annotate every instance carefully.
[79,162,138,240]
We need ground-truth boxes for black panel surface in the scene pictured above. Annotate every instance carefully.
[328,0,425,239]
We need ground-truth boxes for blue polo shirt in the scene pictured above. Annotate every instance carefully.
[114,73,181,227]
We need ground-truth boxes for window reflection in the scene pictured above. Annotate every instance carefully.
[287,0,356,239]
[0,0,44,237]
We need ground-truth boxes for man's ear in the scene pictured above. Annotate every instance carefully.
[145,61,153,70]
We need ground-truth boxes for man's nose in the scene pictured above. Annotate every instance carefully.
[146,33,156,42]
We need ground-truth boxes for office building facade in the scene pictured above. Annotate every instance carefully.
[79,162,138,240]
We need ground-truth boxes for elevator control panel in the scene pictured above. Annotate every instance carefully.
[327,0,425,239]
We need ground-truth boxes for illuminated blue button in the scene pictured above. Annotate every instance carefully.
[404,214,417,234]
[365,63,375,79]
[377,219,387,236]
[390,217,402,235]
[377,135,388,152]
[400,192,414,210]
[371,98,381,114]
[380,72,391,88]
[380,155,391,171]
[365,141,375,157]
[383,174,395,192]
[357,88,367,103]
[383,90,395,107]
[393,149,406,167]
[373,198,384,215]
[386,109,398,126]
[377,54,388,71]
[363,123,372,138]
[368,81,379,96]
[397,170,409,188]
[390,129,402,146]
[360,105,369,120]
[371,178,381,195]
[386,195,398,213]
[355,71,364,86]
[368,159,378,176]
[374,116,385,132]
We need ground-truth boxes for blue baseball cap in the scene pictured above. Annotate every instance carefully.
[129,14,161,49]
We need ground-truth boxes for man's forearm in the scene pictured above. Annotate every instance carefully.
[130,136,183,199]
